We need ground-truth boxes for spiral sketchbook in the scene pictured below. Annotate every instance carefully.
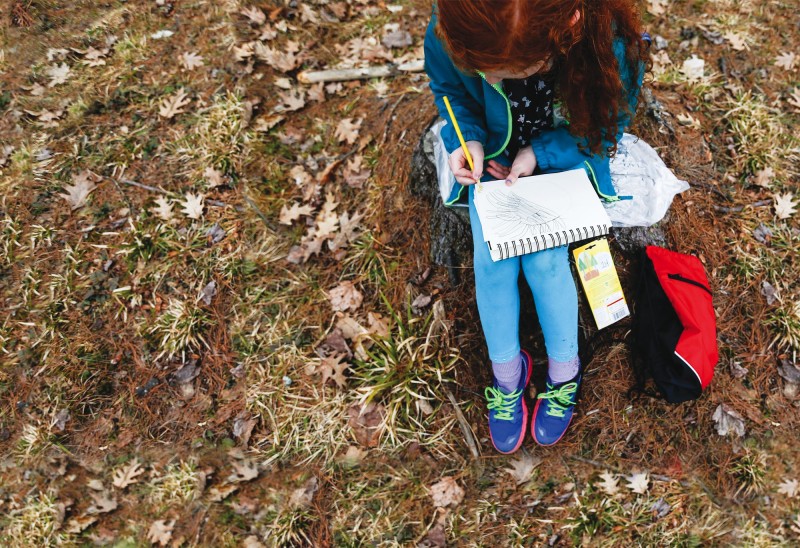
[473,169,612,262]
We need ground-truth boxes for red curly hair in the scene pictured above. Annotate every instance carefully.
[435,0,648,155]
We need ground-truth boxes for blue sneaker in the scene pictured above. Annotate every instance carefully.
[531,374,581,446]
[485,350,532,454]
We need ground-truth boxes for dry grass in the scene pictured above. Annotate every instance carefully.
[0,0,798,545]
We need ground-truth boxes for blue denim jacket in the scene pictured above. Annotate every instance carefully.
[423,12,646,206]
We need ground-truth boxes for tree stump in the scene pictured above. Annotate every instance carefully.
[408,119,473,285]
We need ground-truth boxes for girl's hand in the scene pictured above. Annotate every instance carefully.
[486,159,510,180]
[448,141,484,185]
[505,146,538,186]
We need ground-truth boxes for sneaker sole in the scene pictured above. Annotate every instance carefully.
[490,349,533,454]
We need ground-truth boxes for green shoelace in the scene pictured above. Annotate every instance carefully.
[537,382,578,418]
[484,386,522,421]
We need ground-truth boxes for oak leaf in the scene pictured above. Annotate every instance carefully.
[181,51,205,70]
[596,471,620,495]
[778,478,799,498]
[504,452,542,485]
[754,167,775,188]
[335,118,362,145]
[775,51,797,71]
[151,196,174,221]
[159,89,191,119]
[774,192,797,220]
[47,63,71,87]
[328,281,363,312]
[112,459,145,489]
[147,519,175,547]
[430,476,465,508]
[61,170,101,210]
[319,353,350,388]
[626,472,650,494]
[181,192,205,220]
[279,202,314,225]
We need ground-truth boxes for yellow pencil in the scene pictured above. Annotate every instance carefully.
[443,96,480,186]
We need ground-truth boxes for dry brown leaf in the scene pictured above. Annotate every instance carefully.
[203,166,224,188]
[307,83,326,102]
[774,192,797,220]
[348,402,385,447]
[315,208,339,240]
[181,192,205,220]
[254,42,298,72]
[233,42,255,61]
[151,196,174,221]
[290,477,319,508]
[676,113,700,130]
[754,167,775,188]
[596,471,620,495]
[274,89,306,112]
[778,478,799,498]
[112,459,145,489]
[228,460,259,483]
[723,32,747,51]
[47,63,71,87]
[367,312,390,338]
[329,281,363,312]
[299,4,320,23]
[81,46,109,67]
[712,403,745,437]
[241,6,266,25]
[159,89,191,119]
[147,519,175,546]
[61,170,101,211]
[787,88,800,112]
[648,0,668,15]
[181,51,205,71]
[335,118,362,145]
[775,51,797,71]
[65,515,98,534]
[504,452,542,485]
[626,472,650,494]
[208,483,239,502]
[430,476,465,508]
[87,491,118,515]
[279,202,314,225]
[319,353,350,388]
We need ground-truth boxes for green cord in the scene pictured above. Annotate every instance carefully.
[485,386,522,421]
[537,382,578,418]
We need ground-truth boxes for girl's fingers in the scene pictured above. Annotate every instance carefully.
[486,164,507,180]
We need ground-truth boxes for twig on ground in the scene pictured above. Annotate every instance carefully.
[690,181,732,202]
[297,60,424,84]
[713,199,771,214]
[241,192,276,231]
[445,388,480,460]
[380,93,408,147]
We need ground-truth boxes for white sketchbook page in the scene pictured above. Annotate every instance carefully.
[473,169,612,257]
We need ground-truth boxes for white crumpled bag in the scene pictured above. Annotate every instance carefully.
[606,133,689,227]
[430,121,688,226]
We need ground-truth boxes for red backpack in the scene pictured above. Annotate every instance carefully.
[631,245,719,402]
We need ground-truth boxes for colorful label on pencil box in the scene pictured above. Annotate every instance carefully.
[572,238,629,329]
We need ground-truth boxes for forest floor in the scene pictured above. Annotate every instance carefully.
[1,0,799,546]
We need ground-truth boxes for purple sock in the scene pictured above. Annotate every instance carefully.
[492,353,522,393]
[548,354,580,384]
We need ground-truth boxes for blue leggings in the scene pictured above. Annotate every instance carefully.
[468,184,578,362]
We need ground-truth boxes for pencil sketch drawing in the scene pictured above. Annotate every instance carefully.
[483,190,566,238]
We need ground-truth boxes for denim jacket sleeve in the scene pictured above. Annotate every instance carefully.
[529,37,645,201]
[423,14,488,154]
